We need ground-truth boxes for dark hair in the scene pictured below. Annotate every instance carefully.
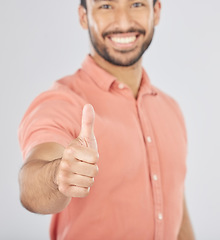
[81,0,86,9]
[80,0,157,9]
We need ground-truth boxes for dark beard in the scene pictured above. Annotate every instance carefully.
[88,27,155,67]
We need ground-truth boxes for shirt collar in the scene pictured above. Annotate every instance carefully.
[81,55,116,91]
[140,70,158,96]
[81,55,157,96]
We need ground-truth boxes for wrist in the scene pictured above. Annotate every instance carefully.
[47,158,62,191]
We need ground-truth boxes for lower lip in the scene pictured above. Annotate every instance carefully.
[107,35,140,49]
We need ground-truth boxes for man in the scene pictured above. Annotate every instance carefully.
[18,0,195,239]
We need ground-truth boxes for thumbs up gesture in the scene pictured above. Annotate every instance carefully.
[55,104,99,198]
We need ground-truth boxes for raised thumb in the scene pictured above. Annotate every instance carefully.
[78,104,97,150]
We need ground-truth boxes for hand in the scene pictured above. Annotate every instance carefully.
[55,104,99,198]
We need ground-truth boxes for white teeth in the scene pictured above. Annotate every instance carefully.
[111,36,136,44]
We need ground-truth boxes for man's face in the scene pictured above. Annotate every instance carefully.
[80,0,160,67]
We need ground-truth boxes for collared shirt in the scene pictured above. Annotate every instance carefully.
[19,55,187,240]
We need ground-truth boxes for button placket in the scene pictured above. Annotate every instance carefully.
[137,98,164,240]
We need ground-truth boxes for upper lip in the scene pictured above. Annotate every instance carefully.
[102,28,145,39]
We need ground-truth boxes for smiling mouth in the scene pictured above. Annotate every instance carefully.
[110,35,137,44]
[106,33,140,49]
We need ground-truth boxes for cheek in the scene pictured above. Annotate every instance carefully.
[89,10,116,35]
[139,17,154,34]
[92,22,99,36]
[135,12,153,27]
[88,16,103,37]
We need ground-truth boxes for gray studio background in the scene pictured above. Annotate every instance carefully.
[1,0,220,239]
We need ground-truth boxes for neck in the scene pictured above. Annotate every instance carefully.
[91,53,143,98]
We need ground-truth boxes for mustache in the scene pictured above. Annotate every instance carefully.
[102,28,146,38]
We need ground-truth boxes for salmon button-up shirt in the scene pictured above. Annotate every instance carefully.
[19,55,187,240]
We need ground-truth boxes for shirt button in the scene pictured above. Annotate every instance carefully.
[153,174,158,181]
[147,136,152,143]
[158,213,163,220]
[118,83,125,89]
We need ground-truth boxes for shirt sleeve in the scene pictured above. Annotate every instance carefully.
[18,84,83,160]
